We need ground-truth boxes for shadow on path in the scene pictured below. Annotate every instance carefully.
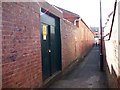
[49,46,108,88]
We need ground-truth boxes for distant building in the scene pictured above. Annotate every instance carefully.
[91,27,99,38]
[90,27,104,45]
[91,27,104,38]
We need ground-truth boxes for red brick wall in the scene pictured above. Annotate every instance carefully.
[0,1,2,90]
[63,12,78,23]
[2,2,42,88]
[56,7,79,23]
[61,19,94,69]
[2,2,94,88]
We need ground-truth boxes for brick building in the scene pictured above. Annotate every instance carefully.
[1,1,94,88]
[90,27,104,45]
[91,27,99,38]
[103,0,120,88]
[55,6,80,24]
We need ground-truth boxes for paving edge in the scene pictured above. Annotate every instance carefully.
[41,46,94,88]
[61,46,94,78]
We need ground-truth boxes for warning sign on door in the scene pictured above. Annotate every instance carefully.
[42,24,47,40]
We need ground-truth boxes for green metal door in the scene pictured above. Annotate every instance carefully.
[41,24,51,80]
[40,11,61,81]
[50,25,60,74]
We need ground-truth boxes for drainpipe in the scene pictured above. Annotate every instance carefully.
[108,1,117,40]
[100,0,104,71]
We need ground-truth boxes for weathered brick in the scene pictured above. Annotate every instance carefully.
[2,2,42,88]
[2,2,94,88]
[102,1,120,88]
[61,19,94,69]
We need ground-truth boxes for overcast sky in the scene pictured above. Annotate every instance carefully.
[46,0,115,27]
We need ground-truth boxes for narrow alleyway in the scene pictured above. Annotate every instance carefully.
[49,46,108,88]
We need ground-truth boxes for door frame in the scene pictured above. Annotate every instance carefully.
[40,8,62,81]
